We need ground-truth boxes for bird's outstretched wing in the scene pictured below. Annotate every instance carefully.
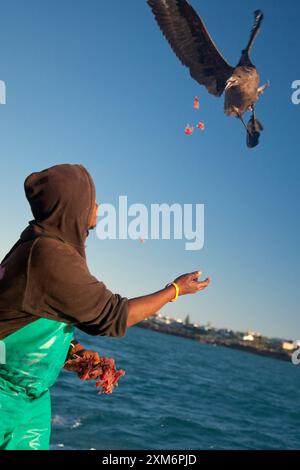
[147,0,234,96]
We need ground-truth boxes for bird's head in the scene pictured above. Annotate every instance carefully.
[225,76,240,91]
[225,67,256,91]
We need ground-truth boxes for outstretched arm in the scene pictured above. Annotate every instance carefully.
[126,271,210,327]
[64,271,210,370]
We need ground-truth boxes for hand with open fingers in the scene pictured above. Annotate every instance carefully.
[173,271,211,296]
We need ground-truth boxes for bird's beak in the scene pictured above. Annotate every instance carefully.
[225,78,237,91]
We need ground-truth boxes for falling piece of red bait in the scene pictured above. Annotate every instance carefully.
[196,122,205,131]
[184,125,194,135]
[193,96,200,109]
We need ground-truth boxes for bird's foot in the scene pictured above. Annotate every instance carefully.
[246,113,264,148]
[257,80,270,97]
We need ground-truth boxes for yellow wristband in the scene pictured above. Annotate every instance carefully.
[166,282,179,302]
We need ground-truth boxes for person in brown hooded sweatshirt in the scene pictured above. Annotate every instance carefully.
[0,163,210,450]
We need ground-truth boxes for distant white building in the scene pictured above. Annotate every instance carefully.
[243,330,262,341]
[243,334,255,342]
[282,341,296,351]
[247,330,262,338]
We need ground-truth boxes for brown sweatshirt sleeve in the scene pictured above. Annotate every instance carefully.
[23,237,129,337]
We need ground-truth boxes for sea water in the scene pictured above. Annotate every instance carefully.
[51,326,300,450]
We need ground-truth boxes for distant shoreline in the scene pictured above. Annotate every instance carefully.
[136,320,293,363]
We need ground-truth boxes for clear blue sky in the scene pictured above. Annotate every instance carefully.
[0,0,299,339]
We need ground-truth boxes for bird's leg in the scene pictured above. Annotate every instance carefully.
[238,112,259,148]
[250,105,264,131]
[237,113,250,134]
[243,107,263,148]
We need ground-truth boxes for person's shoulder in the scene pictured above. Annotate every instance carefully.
[30,237,79,263]
[29,237,95,285]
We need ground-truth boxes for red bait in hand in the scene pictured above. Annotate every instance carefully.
[65,355,125,394]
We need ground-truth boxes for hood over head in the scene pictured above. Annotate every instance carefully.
[20,164,96,258]
[0,163,129,341]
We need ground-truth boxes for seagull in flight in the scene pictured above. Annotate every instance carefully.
[147,0,269,148]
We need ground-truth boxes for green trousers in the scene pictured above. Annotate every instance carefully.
[0,318,74,450]
[0,388,51,450]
